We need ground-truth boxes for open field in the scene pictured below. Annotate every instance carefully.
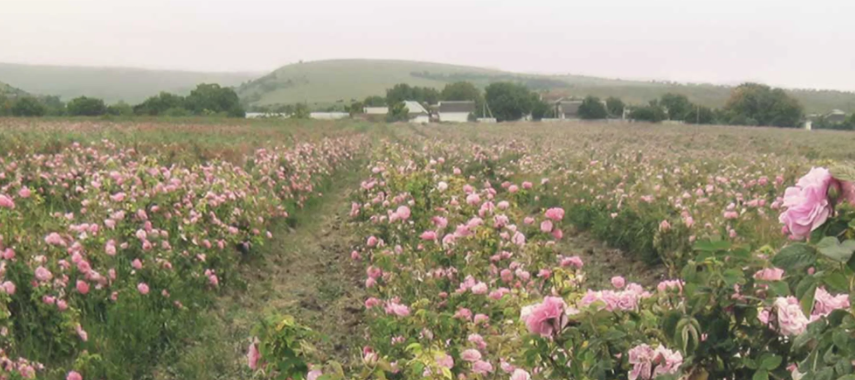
[0,119,853,379]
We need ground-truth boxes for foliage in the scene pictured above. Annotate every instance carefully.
[292,103,311,119]
[386,102,410,122]
[629,102,667,123]
[723,83,805,128]
[484,82,535,122]
[67,96,107,116]
[133,92,185,116]
[660,93,693,121]
[578,96,608,119]
[606,96,625,118]
[684,105,717,124]
[347,101,363,116]
[386,83,439,105]
[106,101,134,116]
[0,121,366,378]
[11,97,46,117]
[184,83,245,117]
[440,81,481,102]
[530,96,552,121]
[362,96,387,107]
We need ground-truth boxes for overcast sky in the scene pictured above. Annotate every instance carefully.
[1,0,853,91]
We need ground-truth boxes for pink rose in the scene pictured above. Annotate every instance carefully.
[247,341,260,369]
[540,220,553,232]
[779,167,833,239]
[522,296,566,337]
[544,208,565,221]
[137,282,150,295]
[753,267,784,281]
[611,276,626,289]
[461,349,482,362]
[76,280,90,295]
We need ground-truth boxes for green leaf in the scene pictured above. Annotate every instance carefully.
[771,243,816,272]
[693,239,731,252]
[768,281,791,297]
[752,369,769,380]
[848,249,855,272]
[760,355,782,370]
[796,277,817,316]
[822,272,848,292]
[833,330,850,351]
[830,164,855,182]
[815,237,855,262]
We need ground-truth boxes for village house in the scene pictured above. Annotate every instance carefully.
[403,100,430,124]
[826,109,847,124]
[553,98,583,119]
[438,101,476,123]
[363,106,388,115]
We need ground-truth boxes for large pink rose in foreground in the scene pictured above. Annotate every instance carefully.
[779,167,833,239]
[521,296,567,337]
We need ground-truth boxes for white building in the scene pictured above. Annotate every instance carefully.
[246,112,288,119]
[309,112,349,120]
[363,107,388,115]
[438,101,476,123]
[403,100,430,124]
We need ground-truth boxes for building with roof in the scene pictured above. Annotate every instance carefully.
[553,98,583,119]
[438,101,476,123]
[826,109,848,124]
[403,100,430,124]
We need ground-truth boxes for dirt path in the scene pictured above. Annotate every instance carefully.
[161,166,367,380]
[559,229,666,289]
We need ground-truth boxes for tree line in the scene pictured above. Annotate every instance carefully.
[0,83,245,118]
[335,80,817,128]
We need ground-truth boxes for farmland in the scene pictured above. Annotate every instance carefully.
[0,119,854,380]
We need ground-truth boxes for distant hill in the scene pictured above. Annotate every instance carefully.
[0,63,259,104]
[239,59,855,114]
[0,80,27,97]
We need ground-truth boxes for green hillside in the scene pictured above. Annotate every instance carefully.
[239,59,855,114]
[0,80,27,97]
[0,62,259,104]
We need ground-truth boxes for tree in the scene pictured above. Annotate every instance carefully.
[441,82,481,102]
[684,105,716,125]
[0,95,10,116]
[291,103,310,119]
[363,96,386,107]
[184,83,245,117]
[134,92,185,116]
[386,84,439,105]
[484,82,535,122]
[386,102,409,122]
[629,101,667,123]
[578,96,608,120]
[530,96,551,121]
[723,83,804,128]
[660,93,692,121]
[67,96,107,116]
[386,84,414,105]
[11,97,46,117]
[412,87,439,105]
[106,102,134,116]
[442,81,485,116]
[41,96,66,116]
[347,101,364,116]
[606,97,625,118]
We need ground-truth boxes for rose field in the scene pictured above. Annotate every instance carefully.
[1,119,854,380]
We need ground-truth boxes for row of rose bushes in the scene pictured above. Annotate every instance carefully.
[249,139,854,380]
[0,134,365,379]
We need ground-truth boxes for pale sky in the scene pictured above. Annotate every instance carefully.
[1,0,853,91]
